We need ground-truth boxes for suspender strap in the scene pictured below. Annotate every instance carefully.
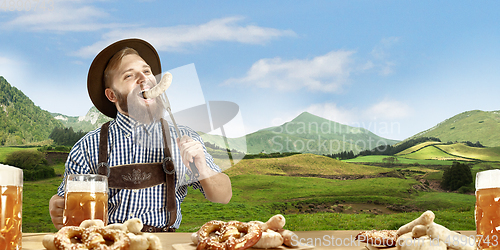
[98,121,111,176]
[97,120,177,229]
[160,118,177,228]
[160,118,177,227]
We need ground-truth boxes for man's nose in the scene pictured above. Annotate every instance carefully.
[137,72,148,85]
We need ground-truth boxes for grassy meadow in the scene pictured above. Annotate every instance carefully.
[3,142,497,233]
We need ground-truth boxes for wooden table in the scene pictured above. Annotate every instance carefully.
[21,231,477,250]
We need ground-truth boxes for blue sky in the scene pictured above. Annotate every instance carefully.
[1,0,499,141]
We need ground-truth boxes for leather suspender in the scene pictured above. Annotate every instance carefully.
[97,119,177,230]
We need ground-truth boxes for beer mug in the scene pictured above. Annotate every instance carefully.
[63,174,109,227]
[476,169,500,250]
[0,164,23,250]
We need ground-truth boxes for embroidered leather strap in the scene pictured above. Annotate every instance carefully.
[97,119,177,229]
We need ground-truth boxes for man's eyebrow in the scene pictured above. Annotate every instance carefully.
[120,68,134,76]
[119,64,151,76]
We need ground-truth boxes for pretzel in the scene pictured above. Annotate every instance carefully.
[356,230,398,247]
[196,220,227,250]
[196,220,262,250]
[84,227,130,250]
[226,221,263,250]
[53,226,87,250]
[45,218,162,250]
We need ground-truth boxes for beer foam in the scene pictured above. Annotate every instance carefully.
[476,169,500,190]
[66,180,107,192]
[0,164,23,186]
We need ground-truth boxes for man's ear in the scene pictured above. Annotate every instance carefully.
[104,88,117,103]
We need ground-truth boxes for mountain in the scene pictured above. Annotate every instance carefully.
[52,106,112,132]
[202,112,400,155]
[0,76,63,145]
[408,110,500,147]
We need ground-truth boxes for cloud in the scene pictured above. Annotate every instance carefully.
[2,1,127,32]
[223,50,355,93]
[370,37,400,76]
[298,99,410,124]
[305,103,358,125]
[365,99,411,120]
[75,16,297,58]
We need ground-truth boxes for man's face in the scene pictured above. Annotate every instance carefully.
[108,54,163,122]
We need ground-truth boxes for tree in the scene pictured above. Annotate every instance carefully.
[382,156,399,166]
[441,162,473,191]
[4,150,55,181]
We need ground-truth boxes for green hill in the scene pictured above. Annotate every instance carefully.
[225,153,389,177]
[396,141,443,155]
[397,142,500,162]
[400,145,469,161]
[204,112,400,155]
[435,144,500,162]
[409,110,500,147]
[0,76,63,145]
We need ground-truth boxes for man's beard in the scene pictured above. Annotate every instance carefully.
[114,87,164,124]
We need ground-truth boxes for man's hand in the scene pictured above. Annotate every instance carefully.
[177,135,232,204]
[177,135,210,178]
[49,194,65,230]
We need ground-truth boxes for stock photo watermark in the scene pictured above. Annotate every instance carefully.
[269,120,401,154]
[291,234,488,248]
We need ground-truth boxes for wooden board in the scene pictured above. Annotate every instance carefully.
[172,243,314,250]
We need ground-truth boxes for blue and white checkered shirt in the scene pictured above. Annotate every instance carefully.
[57,112,221,229]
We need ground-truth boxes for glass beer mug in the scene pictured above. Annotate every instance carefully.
[0,164,23,250]
[476,169,500,250]
[63,174,109,227]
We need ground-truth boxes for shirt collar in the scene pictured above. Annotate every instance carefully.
[115,112,162,136]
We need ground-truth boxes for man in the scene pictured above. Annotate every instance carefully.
[49,38,232,232]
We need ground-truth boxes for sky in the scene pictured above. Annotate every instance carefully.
[1,0,499,142]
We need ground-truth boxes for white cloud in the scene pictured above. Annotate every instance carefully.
[305,103,358,125]
[223,50,355,93]
[365,99,411,120]
[370,37,400,76]
[2,1,126,32]
[75,16,297,58]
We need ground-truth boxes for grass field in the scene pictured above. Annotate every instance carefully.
[0,146,38,162]
[396,141,443,155]
[177,175,476,232]
[436,144,500,162]
[401,146,470,161]
[225,154,388,177]
[344,155,455,166]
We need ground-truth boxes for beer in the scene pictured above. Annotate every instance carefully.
[476,170,500,250]
[0,165,23,250]
[63,174,108,227]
